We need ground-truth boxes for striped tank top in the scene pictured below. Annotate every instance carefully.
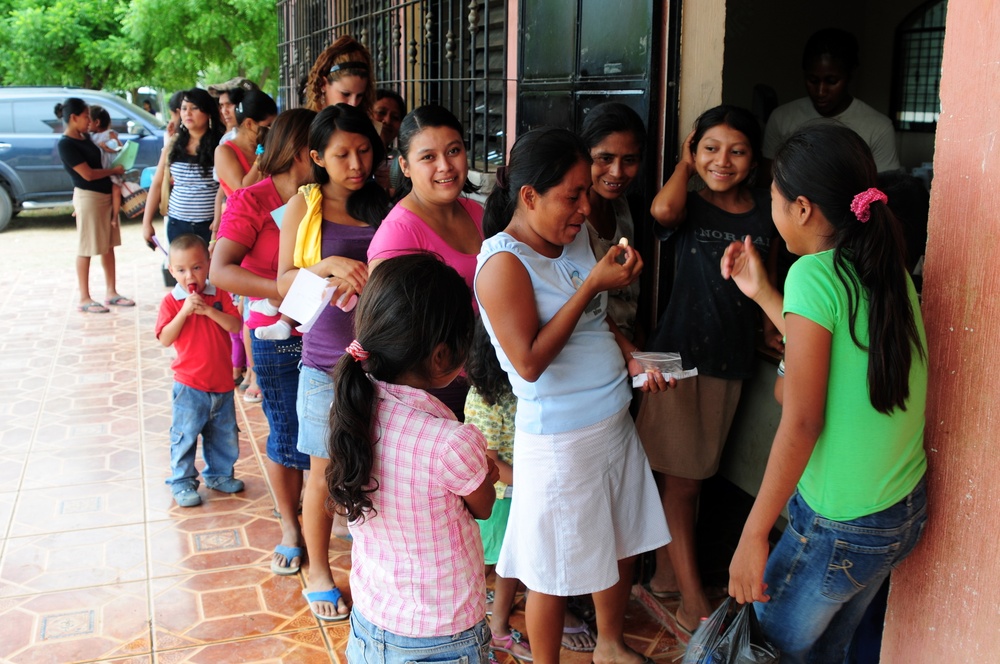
[168,154,219,223]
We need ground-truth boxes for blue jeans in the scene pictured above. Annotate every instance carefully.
[251,333,309,470]
[167,382,239,490]
[166,217,212,244]
[756,477,928,663]
[296,364,334,458]
[347,608,491,664]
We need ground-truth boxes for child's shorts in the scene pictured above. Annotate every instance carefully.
[478,497,511,566]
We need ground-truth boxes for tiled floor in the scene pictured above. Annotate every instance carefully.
[0,215,688,663]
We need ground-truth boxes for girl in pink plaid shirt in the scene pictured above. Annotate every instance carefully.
[328,254,500,663]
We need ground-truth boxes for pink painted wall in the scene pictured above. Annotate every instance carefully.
[882,1,1000,660]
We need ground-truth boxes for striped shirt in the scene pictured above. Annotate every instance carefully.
[348,379,488,637]
[168,156,219,223]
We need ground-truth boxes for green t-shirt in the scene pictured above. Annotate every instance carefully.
[784,250,927,521]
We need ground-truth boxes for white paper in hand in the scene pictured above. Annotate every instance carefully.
[278,269,335,333]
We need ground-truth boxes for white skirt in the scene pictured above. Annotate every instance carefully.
[497,405,671,596]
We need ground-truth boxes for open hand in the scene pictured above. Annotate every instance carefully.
[721,235,767,301]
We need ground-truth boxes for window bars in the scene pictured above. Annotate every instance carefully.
[276,0,506,171]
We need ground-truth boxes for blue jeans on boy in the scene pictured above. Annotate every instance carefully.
[346,608,491,664]
[755,476,927,664]
[167,382,239,491]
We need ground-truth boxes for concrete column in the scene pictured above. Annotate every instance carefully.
[882,1,1000,660]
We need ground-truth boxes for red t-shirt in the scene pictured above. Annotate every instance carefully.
[217,177,284,330]
[155,284,239,393]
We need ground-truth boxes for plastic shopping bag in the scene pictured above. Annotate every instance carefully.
[682,597,779,664]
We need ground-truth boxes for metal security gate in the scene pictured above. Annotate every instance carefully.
[276,0,506,171]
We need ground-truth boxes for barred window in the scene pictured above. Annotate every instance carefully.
[276,0,506,171]
[892,0,946,131]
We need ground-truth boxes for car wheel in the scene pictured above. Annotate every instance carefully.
[0,187,13,233]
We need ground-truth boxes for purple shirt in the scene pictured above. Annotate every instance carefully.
[301,220,376,372]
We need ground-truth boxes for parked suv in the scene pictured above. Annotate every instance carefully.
[0,87,166,231]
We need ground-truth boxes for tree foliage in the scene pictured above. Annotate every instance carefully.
[0,0,278,94]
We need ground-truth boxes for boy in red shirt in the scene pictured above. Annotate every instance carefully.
[156,234,244,507]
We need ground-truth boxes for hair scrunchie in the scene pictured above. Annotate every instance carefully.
[494,165,509,191]
[346,339,370,361]
[850,187,888,223]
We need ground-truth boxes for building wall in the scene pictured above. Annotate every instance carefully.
[881,0,1000,659]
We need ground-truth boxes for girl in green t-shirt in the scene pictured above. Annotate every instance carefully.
[719,123,928,663]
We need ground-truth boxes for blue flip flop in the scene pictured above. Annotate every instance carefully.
[271,545,302,575]
[302,587,350,622]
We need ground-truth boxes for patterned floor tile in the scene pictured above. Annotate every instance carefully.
[19,442,142,490]
[0,524,147,597]
[0,491,16,540]
[155,631,334,664]
[0,454,27,491]
[147,510,283,577]
[143,461,274,525]
[6,480,145,537]
[150,568,315,649]
[0,581,151,662]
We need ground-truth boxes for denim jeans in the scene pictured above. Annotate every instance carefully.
[347,608,491,664]
[250,333,309,470]
[755,477,928,664]
[165,217,212,244]
[296,364,334,459]
[167,382,239,490]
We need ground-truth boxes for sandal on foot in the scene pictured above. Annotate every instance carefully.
[561,622,596,652]
[79,301,110,314]
[243,388,262,403]
[667,609,704,644]
[271,545,302,575]
[105,295,135,307]
[492,628,533,661]
[643,583,682,601]
[302,587,350,622]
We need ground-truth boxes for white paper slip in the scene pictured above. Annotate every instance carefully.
[632,368,699,388]
[278,269,335,333]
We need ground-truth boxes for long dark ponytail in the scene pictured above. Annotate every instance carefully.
[772,124,924,413]
[482,127,592,239]
[327,254,474,521]
[310,103,388,227]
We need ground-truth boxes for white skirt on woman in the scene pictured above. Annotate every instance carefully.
[496,405,671,596]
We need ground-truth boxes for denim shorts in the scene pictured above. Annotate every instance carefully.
[166,217,212,244]
[250,334,309,470]
[346,608,491,664]
[756,476,928,663]
[296,364,334,459]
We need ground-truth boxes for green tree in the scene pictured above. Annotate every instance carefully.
[123,0,278,93]
[0,0,146,90]
[0,0,279,95]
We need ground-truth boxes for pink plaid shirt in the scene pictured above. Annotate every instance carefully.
[349,380,488,637]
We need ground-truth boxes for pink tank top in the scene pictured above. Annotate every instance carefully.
[220,141,252,197]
